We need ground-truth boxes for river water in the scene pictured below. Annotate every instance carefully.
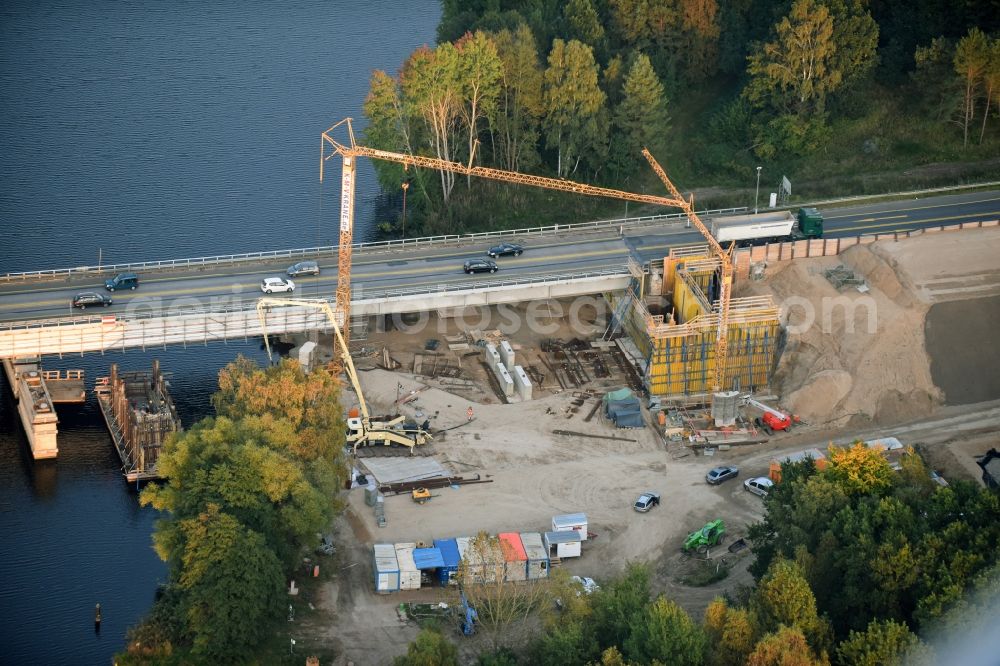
[0,1,440,662]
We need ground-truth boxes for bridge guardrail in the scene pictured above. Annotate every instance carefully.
[0,207,744,284]
[0,265,636,330]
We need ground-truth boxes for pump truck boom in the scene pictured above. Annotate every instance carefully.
[741,395,796,435]
[255,298,432,453]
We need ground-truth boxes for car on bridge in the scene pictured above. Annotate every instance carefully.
[104,272,139,291]
[463,259,498,274]
[72,292,112,309]
[286,260,320,277]
[487,242,523,258]
[260,277,295,293]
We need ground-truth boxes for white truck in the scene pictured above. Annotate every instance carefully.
[709,207,823,245]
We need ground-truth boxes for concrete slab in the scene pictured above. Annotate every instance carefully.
[360,457,448,485]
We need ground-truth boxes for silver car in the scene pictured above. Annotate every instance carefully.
[287,260,320,277]
[744,477,774,497]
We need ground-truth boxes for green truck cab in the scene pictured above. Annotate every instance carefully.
[796,207,824,238]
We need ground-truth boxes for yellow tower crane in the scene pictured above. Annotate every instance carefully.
[319,117,734,390]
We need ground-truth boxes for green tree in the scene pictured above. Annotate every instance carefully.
[590,563,651,652]
[564,0,605,48]
[678,0,722,79]
[827,442,895,496]
[823,0,879,91]
[745,0,840,117]
[747,626,826,666]
[394,625,459,666]
[542,38,608,177]
[615,53,670,161]
[623,596,706,665]
[493,24,545,172]
[835,619,933,666]
[456,30,503,186]
[401,43,463,201]
[954,28,991,147]
[705,599,755,666]
[751,559,830,654]
[912,37,961,122]
[174,504,284,661]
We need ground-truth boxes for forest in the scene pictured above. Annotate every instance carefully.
[362,0,1000,236]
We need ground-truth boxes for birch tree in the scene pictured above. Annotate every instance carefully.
[981,39,1000,143]
[401,44,463,202]
[455,31,502,187]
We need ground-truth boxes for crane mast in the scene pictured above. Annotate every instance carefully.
[641,149,732,392]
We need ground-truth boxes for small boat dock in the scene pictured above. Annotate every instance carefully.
[95,360,180,483]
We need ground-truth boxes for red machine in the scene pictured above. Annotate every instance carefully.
[743,397,797,435]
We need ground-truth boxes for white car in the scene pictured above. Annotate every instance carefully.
[744,476,774,497]
[261,277,295,294]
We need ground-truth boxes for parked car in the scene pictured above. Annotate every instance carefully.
[72,292,112,309]
[104,272,138,291]
[463,259,498,274]
[706,465,739,485]
[744,477,774,497]
[487,242,523,258]
[260,277,295,293]
[633,491,661,512]
[286,260,320,277]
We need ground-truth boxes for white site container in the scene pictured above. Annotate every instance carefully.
[373,543,400,593]
[543,530,582,559]
[519,532,550,579]
[552,512,588,541]
[499,340,515,370]
[394,542,422,591]
[512,365,532,400]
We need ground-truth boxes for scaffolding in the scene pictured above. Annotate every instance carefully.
[95,360,180,483]
[618,246,781,398]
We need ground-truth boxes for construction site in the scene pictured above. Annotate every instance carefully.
[304,232,1000,664]
[260,121,1000,663]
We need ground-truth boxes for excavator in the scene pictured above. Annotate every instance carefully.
[255,298,432,454]
[741,395,797,435]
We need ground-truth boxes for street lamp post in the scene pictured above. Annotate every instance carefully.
[754,166,762,214]
[401,181,410,239]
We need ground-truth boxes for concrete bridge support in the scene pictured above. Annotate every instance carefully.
[3,358,59,459]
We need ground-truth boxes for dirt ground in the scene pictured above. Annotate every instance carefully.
[303,228,1000,665]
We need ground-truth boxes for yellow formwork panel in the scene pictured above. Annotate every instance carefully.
[645,319,780,396]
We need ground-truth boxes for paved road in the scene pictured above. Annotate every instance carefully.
[1,190,997,324]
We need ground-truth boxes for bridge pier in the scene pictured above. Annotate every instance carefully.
[2,359,86,460]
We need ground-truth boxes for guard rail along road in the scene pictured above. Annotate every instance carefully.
[0,208,743,284]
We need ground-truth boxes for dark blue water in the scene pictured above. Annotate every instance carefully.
[0,1,440,662]
[0,0,441,274]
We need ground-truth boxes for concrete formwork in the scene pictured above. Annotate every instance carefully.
[617,249,781,397]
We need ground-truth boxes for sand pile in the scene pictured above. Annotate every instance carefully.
[740,243,941,428]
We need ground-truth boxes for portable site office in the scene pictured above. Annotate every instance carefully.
[394,543,421,591]
[552,513,588,540]
[413,547,446,587]
[544,530,582,558]
[498,532,528,582]
[373,544,400,594]
[519,532,550,579]
[433,538,461,585]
